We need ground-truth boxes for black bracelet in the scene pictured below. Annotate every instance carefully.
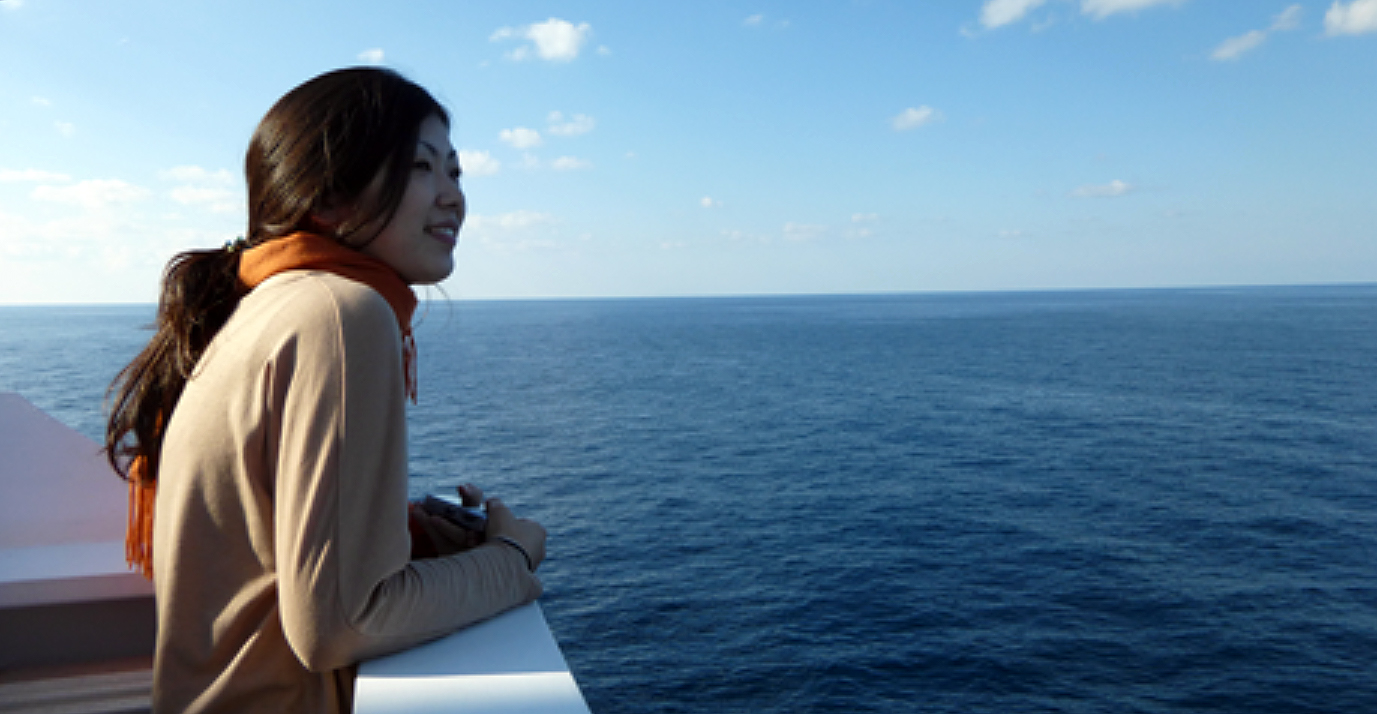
[495,536,534,572]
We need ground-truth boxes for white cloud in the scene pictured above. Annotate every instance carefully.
[161,166,233,184]
[499,127,543,149]
[32,179,149,209]
[744,13,765,26]
[597,45,611,56]
[358,48,385,65]
[980,0,1048,29]
[1212,30,1267,61]
[1211,5,1303,62]
[459,150,501,176]
[783,222,827,241]
[551,156,591,171]
[547,111,595,136]
[701,196,721,208]
[169,187,238,213]
[55,122,75,137]
[0,0,23,10]
[30,96,50,107]
[463,210,559,252]
[161,166,238,214]
[847,214,879,239]
[892,106,938,131]
[1081,0,1185,21]
[1070,179,1134,198]
[0,168,71,183]
[1272,4,1303,31]
[492,18,592,62]
[1325,0,1377,35]
[469,210,554,231]
[0,211,103,263]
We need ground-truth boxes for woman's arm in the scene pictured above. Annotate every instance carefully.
[270,276,542,671]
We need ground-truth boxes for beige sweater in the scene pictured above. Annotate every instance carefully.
[153,272,542,713]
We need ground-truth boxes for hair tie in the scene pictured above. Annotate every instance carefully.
[224,236,249,253]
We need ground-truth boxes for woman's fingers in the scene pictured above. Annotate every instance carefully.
[483,498,547,571]
[457,483,484,508]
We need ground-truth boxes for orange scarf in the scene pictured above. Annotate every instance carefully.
[127,232,419,578]
[239,231,420,401]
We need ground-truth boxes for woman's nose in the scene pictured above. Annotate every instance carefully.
[438,179,463,209]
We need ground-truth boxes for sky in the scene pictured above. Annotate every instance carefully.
[1,0,1375,303]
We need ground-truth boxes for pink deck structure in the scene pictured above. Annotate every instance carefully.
[0,393,588,713]
[0,392,155,712]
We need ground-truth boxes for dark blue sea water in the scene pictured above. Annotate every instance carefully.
[3,286,1376,713]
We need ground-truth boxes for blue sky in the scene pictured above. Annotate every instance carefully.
[1,0,1375,303]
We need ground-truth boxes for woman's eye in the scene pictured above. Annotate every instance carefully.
[413,159,433,172]
[449,168,462,181]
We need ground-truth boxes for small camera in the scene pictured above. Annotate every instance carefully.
[419,495,488,532]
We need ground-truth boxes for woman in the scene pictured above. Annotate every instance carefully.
[105,67,546,713]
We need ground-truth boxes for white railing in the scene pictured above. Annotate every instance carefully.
[357,602,591,714]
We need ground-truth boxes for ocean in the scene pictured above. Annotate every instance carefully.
[2,285,1376,713]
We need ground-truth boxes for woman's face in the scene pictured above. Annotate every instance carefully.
[357,114,465,284]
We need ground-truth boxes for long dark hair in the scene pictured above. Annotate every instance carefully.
[105,67,448,483]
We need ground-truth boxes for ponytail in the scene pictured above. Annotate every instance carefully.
[106,246,244,481]
[105,246,246,576]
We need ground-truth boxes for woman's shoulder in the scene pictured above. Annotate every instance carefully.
[248,271,398,335]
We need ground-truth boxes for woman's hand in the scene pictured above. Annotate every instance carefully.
[410,483,487,557]
[484,498,547,572]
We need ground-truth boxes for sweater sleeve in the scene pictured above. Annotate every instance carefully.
[270,276,542,671]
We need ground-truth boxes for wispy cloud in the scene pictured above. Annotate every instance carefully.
[783,222,827,241]
[892,106,939,131]
[741,12,789,29]
[547,111,596,136]
[464,210,559,252]
[1325,0,1377,36]
[459,150,501,177]
[161,166,231,183]
[357,48,385,65]
[0,168,71,183]
[1070,179,1134,198]
[974,0,1183,31]
[980,0,1048,29]
[1272,4,1303,31]
[1211,5,1303,62]
[32,179,149,209]
[162,166,238,214]
[499,127,543,149]
[551,156,591,171]
[1212,30,1267,61]
[0,0,24,11]
[1080,0,1187,21]
[491,18,593,62]
[701,196,721,209]
[469,210,553,231]
[847,213,879,239]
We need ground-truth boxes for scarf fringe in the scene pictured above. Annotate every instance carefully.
[126,457,156,580]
